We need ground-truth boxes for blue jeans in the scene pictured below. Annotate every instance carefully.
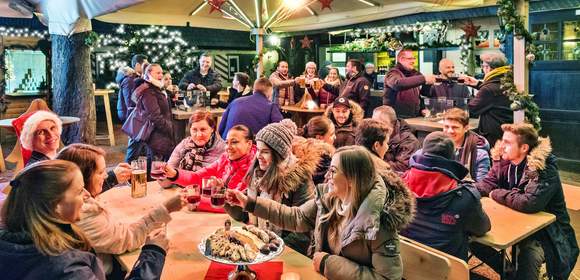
[125,137,147,163]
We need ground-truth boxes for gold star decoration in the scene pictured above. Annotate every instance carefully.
[461,20,481,40]
[300,35,313,49]
[208,0,226,14]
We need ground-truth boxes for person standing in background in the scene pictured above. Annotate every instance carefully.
[383,49,436,117]
[122,54,149,163]
[363,63,378,90]
[339,59,372,117]
[428,59,470,99]
[269,61,295,106]
[179,52,223,105]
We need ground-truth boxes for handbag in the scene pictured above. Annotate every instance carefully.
[121,95,154,142]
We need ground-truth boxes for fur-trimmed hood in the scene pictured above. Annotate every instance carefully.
[377,162,416,232]
[490,137,552,171]
[324,99,364,127]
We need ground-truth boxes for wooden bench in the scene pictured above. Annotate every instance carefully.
[400,236,469,280]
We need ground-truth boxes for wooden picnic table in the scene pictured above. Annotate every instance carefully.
[171,108,225,141]
[281,105,326,127]
[472,197,556,279]
[563,183,580,211]
[97,182,325,280]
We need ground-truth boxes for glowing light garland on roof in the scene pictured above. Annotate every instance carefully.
[0,26,48,38]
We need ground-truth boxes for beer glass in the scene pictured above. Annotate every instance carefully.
[298,75,306,88]
[131,161,147,198]
[312,78,322,91]
[184,184,201,211]
[151,160,166,180]
[201,177,214,198]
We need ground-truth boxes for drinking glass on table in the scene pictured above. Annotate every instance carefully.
[184,184,201,211]
[130,160,147,198]
[210,182,226,208]
[201,177,215,198]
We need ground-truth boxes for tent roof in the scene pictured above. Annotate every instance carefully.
[96,0,497,32]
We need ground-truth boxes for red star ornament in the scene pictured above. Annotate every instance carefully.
[208,0,226,14]
[300,35,313,49]
[461,20,481,40]
[319,0,333,10]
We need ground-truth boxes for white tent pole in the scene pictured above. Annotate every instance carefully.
[253,28,265,77]
[513,0,529,93]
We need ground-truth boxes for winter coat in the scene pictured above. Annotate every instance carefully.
[172,145,257,191]
[167,134,227,172]
[218,92,283,139]
[224,141,326,255]
[383,63,427,118]
[476,138,579,279]
[242,170,414,280]
[269,71,295,105]
[318,81,340,106]
[26,151,50,167]
[454,131,490,182]
[324,100,364,148]
[339,72,372,116]
[178,68,223,100]
[427,80,471,100]
[468,76,513,146]
[292,137,335,185]
[0,229,166,280]
[384,119,420,174]
[401,153,491,261]
[219,86,252,108]
[115,67,137,122]
[134,81,175,157]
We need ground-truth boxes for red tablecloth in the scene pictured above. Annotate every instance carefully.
[204,261,283,280]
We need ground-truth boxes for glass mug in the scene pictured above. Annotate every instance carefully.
[202,177,215,198]
[210,183,226,208]
[130,160,147,198]
[184,184,201,211]
[150,161,167,180]
[298,75,306,88]
[312,78,323,91]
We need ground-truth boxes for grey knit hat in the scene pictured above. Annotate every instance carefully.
[255,122,294,158]
[422,131,455,159]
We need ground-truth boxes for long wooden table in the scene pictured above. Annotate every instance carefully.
[281,105,326,127]
[98,182,324,280]
[472,197,556,279]
[563,183,580,211]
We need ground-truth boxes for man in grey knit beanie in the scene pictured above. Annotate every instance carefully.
[255,122,294,158]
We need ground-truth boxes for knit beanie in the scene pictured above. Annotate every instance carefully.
[20,111,62,151]
[255,122,294,159]
[422,131,454,159]
[279,119,298,136]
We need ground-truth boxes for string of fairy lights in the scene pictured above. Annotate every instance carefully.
[0,26,48,38]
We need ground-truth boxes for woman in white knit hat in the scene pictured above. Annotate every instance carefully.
[20,110,62,166]
[224,122,326,256]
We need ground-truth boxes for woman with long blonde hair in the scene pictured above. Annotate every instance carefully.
[226,146,413,280]
[0,160,168,279]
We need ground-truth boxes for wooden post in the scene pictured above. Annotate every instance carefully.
[51,31,96,145]
[253,28,265,78]
[513,0,529,93]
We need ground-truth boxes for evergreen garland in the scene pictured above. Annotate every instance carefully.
[500,66,541,130]
[497,0,538,62]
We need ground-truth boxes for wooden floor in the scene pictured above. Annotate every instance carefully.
[1,123,579,280]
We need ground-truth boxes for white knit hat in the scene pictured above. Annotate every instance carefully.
[20,111,62,150]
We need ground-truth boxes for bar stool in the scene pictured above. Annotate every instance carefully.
[94,89,116,146]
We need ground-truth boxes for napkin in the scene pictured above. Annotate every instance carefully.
[204,261,283,280]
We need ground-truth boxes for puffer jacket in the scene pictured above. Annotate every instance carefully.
[401,153,490,261]
[134,81,175,157]
[172,145,257,191]
[116,67,137,122]
[167,134,227,172]
[243,171,414,280]
[384,119,420,173]
[324,99,364,148]
[468,75,513,146]
[476,138,579,279]
[225,143,325,255]
[178,68,223,100]
[292,137,335,185]
[0,229,166,280]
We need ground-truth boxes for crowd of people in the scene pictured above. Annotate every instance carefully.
[0,50,577,280]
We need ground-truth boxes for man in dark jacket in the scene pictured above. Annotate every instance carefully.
[427,59,471,99]
[117,54,147,122]
[401,132,490,261]
[464,52,513,146]
[219,77,283,138]
[339,59,372,117]
[442,108,490,182]
[472,123,579,280]
[383,50,436,117]
[178,52,223,102]
[372,105,420,173]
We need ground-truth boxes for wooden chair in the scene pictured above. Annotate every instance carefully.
[401,236,469,280]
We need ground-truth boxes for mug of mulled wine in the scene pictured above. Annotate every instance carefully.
[184,184,201,211]
[210,183,226,208]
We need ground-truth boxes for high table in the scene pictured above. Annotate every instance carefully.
[98,182,325,280]
[473,197,556,279]
[281,105,326,127]
[172,108,225,141]
[0,116,80,171]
